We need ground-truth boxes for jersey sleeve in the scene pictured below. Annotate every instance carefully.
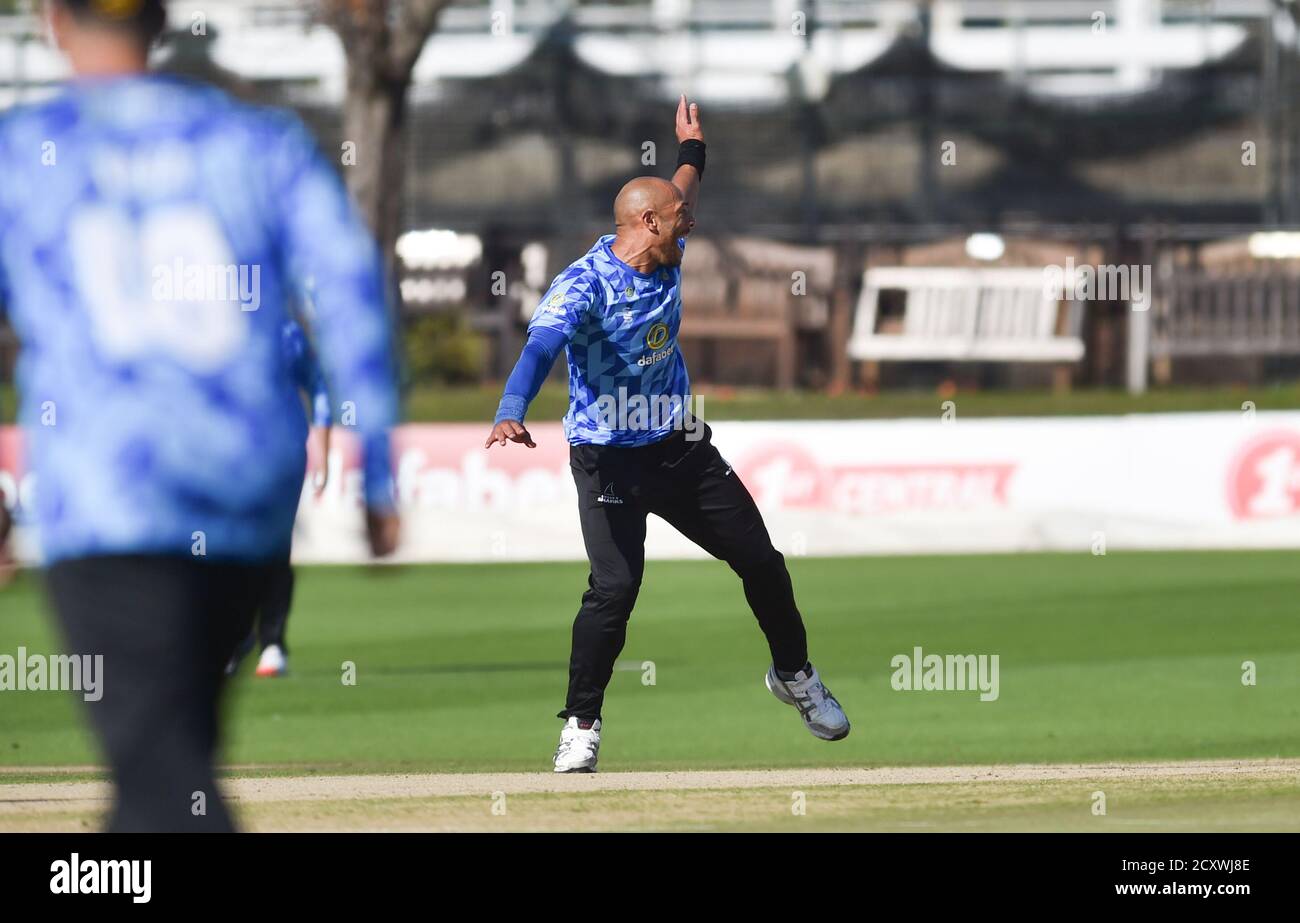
[527,267,599,340]
[283,320,333,427]
[270,115,396,508]
[307,368,332,428]
[494,326,568,425]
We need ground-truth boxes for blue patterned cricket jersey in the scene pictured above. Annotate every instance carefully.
[530,234,691,447]
[0,74,397,564]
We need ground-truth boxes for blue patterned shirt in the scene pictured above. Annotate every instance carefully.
[0,75,396,563]
[526,235,691,447]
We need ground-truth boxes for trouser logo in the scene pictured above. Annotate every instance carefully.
[597,484,624,505]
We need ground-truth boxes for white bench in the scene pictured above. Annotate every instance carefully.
[847,267,1085,363]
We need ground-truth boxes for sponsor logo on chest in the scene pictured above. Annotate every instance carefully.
[638,321,675,367]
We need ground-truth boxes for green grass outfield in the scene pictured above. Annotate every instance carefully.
[411,383,1300,422]
[1,550,1297,775]
[8,382,1300,426]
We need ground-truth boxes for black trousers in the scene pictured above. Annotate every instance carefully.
[233,557,295,660]
[256,561,294,651]
[563,423,809,720]
[46,555,275,832]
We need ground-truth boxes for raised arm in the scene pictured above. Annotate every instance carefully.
[671,94,705,216]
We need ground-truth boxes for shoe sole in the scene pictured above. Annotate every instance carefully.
[255,667,287,677]
[765,671,851,742]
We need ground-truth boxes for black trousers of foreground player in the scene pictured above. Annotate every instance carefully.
[46,556,274,832]
[563,423,808,720]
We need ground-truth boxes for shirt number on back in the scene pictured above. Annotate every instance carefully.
[68,204,250,373]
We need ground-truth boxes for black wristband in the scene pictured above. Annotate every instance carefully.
[676,139,706,179]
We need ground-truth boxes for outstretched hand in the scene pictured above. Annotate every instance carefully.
[485,419,536,449]
[308,425,331,497]
[676,94,703,144]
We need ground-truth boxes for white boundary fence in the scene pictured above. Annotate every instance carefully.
[6,412,1300,563]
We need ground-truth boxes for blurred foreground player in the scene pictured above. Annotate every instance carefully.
[227,318,333,679]
[486,98,849,772]
[0,0,399,830]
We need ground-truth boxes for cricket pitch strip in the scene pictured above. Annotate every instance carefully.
[2,759,1297,832]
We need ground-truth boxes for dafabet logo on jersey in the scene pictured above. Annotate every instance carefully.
[645,323,669,350]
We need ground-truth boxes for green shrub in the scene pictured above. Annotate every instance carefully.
[403,311,485,385]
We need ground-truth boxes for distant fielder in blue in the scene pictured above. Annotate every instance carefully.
[486,98,850,773]
[0,0,399,831]
[225,315,336,681]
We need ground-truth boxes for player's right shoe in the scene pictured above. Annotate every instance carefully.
[255,644,288,677]
[553,717,601,773]
[765,663,851,741]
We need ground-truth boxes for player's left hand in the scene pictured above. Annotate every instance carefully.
[676,94,704,144]
[485,420,536,449]
[308,425,331,496]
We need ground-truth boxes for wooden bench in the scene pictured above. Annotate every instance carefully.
[678,236,835,388]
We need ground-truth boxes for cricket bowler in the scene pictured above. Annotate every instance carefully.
[486,97,849,772]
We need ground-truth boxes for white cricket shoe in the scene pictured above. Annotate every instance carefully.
[255,644,288,678]
[765,663,850,741]
[553,717,601,773]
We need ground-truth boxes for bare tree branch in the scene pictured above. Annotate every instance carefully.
[389,0,456,77]
[307,0,455,283]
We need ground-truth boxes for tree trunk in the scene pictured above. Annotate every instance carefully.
[342,70,410,279]
[319,0,454,340]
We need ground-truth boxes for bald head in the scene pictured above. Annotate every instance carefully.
[614,176,680,229]
[609,175,693,271]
